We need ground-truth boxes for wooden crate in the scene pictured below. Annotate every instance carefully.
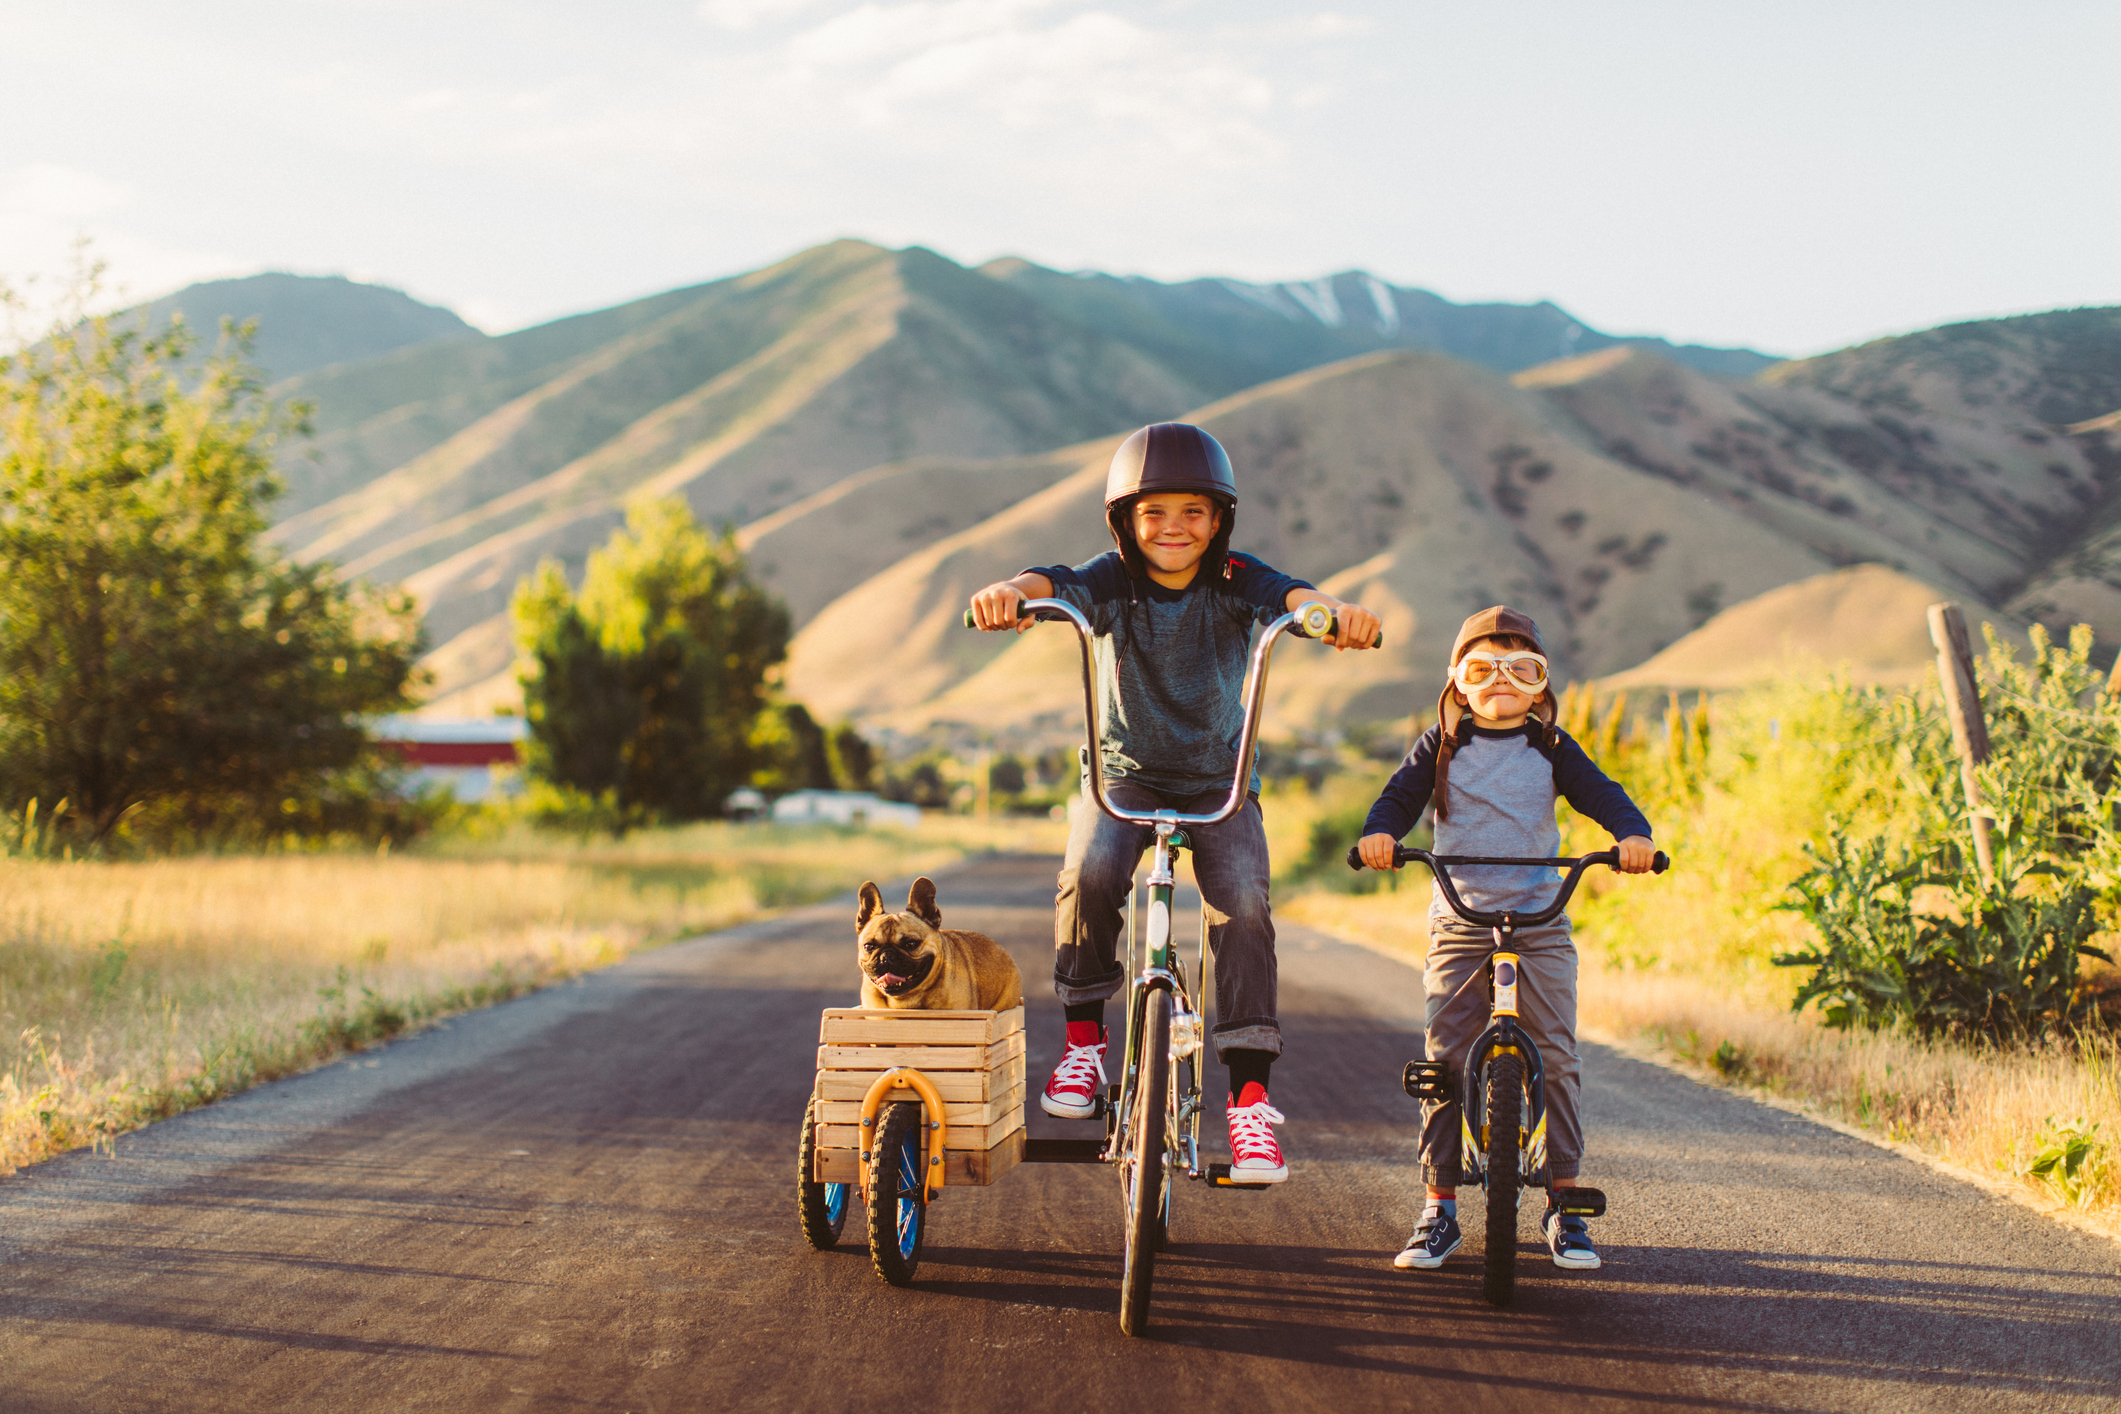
[814,1131,1025,1187]
[815,1055,1025,1103]
[811,1006,1027,1188]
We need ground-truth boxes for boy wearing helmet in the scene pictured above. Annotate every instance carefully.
[1357,607,1654,1271]
[969,422,1381,1183]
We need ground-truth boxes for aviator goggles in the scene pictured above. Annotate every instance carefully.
[1453,650,1549,692]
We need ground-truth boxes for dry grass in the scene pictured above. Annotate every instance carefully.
[0,814,1066,1174]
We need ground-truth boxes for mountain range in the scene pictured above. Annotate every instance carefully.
[123,247,2121,737]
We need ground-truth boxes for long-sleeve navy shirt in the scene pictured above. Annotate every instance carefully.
[1029,550,1313,798]
[1364,721,1653,918]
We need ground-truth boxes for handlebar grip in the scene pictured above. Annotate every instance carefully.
[963,608,975,628]
[1345,844,1363,871]
[1653,851,1670,874]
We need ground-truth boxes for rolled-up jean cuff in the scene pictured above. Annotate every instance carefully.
[1422,1162,1461,1188]
[1053,967,1127,1006]
[1210,1020,1283,1059]
[1548,1160,1581,1182]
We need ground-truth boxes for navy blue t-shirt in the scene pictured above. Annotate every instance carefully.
[1029,550,1313,798]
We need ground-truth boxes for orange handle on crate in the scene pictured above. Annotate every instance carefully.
[857,1067,950,1202]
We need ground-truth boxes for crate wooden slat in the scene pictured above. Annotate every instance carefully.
[819,1102,1024,1153]
[818,1007,1023,1046]
[814,1129,1024,1186]
[816,1086,1022,1129]
[814,1055,1024,1104]
[816,1031,1025,1072]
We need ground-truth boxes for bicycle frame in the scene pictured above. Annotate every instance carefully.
[1017,595,1332,1183]
[1358,844,1666,1193]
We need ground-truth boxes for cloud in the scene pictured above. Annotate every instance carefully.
[699,0,828,32]
[1,164,132,221]
[0,164,238,323]
[776,1,1282,164]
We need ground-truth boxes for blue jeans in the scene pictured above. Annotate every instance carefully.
[1051,778,1281,1058]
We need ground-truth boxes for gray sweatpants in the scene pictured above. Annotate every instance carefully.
[1052,779,1281,1058]
[1418,919,1582,1186]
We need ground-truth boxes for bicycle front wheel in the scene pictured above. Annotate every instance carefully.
[1119,988,1170,1336]
[1483,1051,1525,1308]
[866,1101,927,1286]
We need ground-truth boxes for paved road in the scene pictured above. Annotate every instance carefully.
[3,854,2118,1412]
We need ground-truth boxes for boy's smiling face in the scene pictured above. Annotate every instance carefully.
[1131,492,1223,586]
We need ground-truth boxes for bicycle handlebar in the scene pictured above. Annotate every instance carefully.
[961,596,1348,832]
[962,601,1381,649]
[1342,844,1670,929]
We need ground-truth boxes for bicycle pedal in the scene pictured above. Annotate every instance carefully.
[1403,1060,1451,1101]
[1550,1186,1606,1218]
[1205,1162,1271,1191]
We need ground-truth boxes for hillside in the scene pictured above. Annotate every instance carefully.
[262,240,1772,708]
[125,272,477,382]
[783,351,1828,738]
[785,307,2121,741]
[1598,565,2028,692]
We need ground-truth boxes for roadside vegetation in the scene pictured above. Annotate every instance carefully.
[0,813,1064,1174]
[1261,630,2121,1231]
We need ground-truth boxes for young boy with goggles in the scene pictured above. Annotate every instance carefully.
[1357,606,1654,1271]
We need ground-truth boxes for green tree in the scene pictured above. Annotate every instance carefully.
[0,269,422,842]
[749,702,837,795]
[829,723,876,791]
[513,497,789,820]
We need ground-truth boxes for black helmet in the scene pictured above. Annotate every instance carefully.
[1104,423,1237,508]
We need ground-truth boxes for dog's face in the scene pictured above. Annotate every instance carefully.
[856,877,945,998]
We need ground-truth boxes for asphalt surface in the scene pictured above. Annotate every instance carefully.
[3,853,2118,1413]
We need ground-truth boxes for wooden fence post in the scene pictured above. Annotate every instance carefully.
[1927,602,1995,884]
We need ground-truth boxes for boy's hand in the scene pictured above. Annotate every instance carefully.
[1358,832,1401,870]
[1616,835,1656,873]
[970,578,1038,632]
[1325,602,1382,652]
[1285,589,1382,651]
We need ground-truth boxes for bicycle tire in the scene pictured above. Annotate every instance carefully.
[1120,989,1170,1336]
[1483,1052,1525,1308]
[866,1101,927,1286]
[797,1096,851,1251]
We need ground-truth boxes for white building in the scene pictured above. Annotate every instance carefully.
[769,790,921,829]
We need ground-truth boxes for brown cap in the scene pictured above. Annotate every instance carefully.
[1436,605,1556,740]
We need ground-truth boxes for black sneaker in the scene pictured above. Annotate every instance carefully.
[1543,1203,1601,1269]
[1393,1208,1462,1269]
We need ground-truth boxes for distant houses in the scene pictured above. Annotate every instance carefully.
[370,716,526,802]
[369,720,927,826]
[768,790,922,829]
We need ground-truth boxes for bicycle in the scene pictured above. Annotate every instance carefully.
[967,597,1373,1335]
[1345,842,1667,1306]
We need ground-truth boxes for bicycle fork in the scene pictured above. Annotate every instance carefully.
[1403,921,1550,1188]
[1114,823,1207,1171]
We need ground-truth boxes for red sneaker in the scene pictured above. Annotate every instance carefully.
[1040,1021,1107,1119]
[1227,1082,1288,1182]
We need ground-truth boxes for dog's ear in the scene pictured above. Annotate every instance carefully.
[906,877,942,927]
[856,881,885,929]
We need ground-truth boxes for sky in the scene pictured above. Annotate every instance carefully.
[2,0,2114,356]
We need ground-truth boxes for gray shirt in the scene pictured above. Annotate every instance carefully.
[1364,722,1654,926]
[1030,550,1312,798]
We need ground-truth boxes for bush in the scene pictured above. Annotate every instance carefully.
[1770,625,2120,1042]
[1775,825,2110,1040]
[0,260,423,846]
[514,498,789,822]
